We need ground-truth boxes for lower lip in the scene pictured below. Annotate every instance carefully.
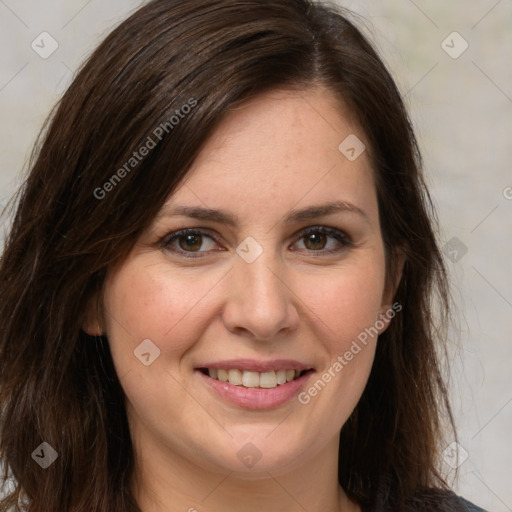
[197,370,313,410]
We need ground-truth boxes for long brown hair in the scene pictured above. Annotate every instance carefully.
[0,1,455,510]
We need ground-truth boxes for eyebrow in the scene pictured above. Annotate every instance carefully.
[157,200,370,226]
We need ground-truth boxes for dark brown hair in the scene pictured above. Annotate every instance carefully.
[0,1,456,510]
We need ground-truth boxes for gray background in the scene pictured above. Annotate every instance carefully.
[0,1,511,510]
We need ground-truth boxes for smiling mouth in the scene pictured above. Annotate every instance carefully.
[198,368,313,389]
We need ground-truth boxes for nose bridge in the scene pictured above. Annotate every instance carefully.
[240,252,282,303]
[235,233,282,292]
[222,242,297,340]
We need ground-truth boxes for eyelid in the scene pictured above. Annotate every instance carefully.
[160,228,223,257]
[160,225,352,258]
[296,225,352,245]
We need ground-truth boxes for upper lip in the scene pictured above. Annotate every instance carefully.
[195,359,314,372]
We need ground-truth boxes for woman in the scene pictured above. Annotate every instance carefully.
[0,1,487,511]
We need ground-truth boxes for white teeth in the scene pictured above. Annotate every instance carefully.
[259,371,277,388]
[276,369,287,385]
[242,371,260,388]
[217,369,228,382]
[227,369,243,386]
[206,368,305,388]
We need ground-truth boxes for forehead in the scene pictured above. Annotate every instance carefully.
[167,87,377,223]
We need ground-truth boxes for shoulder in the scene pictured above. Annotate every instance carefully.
[361,480,490,512]
[363,489,490,512]
[407,489,489,512]
[406,491,489,512]
[459,497,488,512]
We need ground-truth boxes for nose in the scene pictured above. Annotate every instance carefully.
[221,251,299,341]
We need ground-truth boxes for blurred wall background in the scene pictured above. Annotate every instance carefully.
[0,1,511,510]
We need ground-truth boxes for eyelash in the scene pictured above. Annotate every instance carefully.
[160,226,352,259]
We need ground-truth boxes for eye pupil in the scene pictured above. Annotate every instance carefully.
[305,232,327,250]
[179,234,202,251]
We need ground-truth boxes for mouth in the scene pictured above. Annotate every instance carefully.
[197,368,313,389]
[195,361,315,410]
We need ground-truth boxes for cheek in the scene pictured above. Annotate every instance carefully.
[102,262,223,431]
[103,260,224,364]
[295,257,386,353]
[293,266,384,433]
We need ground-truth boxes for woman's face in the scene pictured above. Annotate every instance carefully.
[98,87,395,478]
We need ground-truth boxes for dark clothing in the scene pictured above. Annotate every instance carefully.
[461,497,487,512]
[360,488,488,511]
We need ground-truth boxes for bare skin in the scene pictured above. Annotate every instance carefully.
[86,87,400,512]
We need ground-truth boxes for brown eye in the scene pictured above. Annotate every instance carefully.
[178,233,203,252]
[162,229,220,257]
[303,232,328,250]
[292,227,352,254]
